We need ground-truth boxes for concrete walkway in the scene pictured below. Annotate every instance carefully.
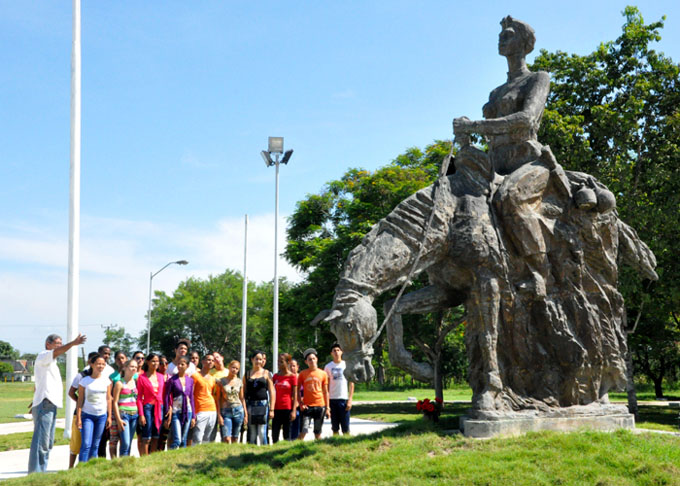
[0,417,397,481]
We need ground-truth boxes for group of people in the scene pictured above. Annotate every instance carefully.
[29,332,354,474]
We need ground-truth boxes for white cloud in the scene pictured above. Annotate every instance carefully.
[0,212,304,354]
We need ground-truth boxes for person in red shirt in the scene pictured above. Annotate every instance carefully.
[271,353,298,443]
[297,348,329,440]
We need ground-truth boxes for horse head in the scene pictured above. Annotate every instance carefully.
[312,295,377,382]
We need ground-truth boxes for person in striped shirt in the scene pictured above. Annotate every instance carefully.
[112,359,139,457]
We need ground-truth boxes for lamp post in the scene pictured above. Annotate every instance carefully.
[147,260,188,354]
[261,137,293,372]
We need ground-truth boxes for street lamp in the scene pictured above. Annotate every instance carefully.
[147,259,188,353]
[261,137,293,372]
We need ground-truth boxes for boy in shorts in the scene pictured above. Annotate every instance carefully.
[297,348,329,440]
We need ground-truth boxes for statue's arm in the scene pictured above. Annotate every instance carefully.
[454,71,550,138]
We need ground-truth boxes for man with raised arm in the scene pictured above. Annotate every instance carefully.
[28,333,87,474]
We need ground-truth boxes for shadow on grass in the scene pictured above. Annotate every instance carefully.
[637,405,680,429]
[176,402,470,476]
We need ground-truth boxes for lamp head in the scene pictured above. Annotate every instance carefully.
[281,149,294,165]
[176,260,189,265]
[268,137,284,154]
[261,150,274,167]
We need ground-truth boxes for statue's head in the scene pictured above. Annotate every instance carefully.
[314,294,377,382]
[499,16,535,57]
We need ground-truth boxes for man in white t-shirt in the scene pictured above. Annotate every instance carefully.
[28,333,87,474]
[324,343,354,436]
[167,338,197,376]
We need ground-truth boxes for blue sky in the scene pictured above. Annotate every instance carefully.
[2,1,679,355]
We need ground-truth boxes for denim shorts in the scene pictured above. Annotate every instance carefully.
[301,406,326,435]
[141,403,159,439]
[220,405,245,438]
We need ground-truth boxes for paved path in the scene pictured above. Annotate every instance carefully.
[0,417,397,481]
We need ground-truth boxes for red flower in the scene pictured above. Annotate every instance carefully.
[416,401,422,411]
[435,397,443,404]
[423,398,430,404]
[426,403,435,412]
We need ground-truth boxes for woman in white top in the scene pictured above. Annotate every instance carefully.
[76,353,112,463]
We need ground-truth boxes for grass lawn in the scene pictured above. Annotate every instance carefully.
[353,383,473,402]
[4,422,680,486]
[0,428,68,452]
[0,383,67,423]
[609,382,680,402]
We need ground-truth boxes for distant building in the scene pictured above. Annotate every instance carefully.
[0,359,32,382]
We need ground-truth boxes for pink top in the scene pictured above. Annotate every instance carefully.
[136,372,165,432]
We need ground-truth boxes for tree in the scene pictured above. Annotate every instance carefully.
[284,141,468,390]
[531,7,680,398]
[142,269,278,362]
[102,324,136,357]
[406,306,468,398]
[0,340,19,361]
[0,362,14,376]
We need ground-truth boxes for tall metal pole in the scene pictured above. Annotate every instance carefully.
[146,271,153,354]
[240,215,248,378]
[64,0,81,439]
[272,155,280,373]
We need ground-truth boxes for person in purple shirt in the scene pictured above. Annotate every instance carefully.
[163,356,196,449]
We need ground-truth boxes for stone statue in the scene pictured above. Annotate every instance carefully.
[315,16,657,435]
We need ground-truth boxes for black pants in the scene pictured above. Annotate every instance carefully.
[97,426,110,458]
[271,409,291,443]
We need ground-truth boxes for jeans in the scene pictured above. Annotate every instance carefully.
[329,399,351,433]
[118,412,138,456]
[169,411,191,449]
[289,409,301,440]
[271,409,292,443]
[28,398,57,473]
[246,400,268,445]
[141,403,159,439]
[192,411,217,445]
[220,406,244,439]
[79,412,107,463]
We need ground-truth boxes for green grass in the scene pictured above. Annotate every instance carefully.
[0,383,67,423]
[353,383,473,402]
[0,401,671,452]
[0,428,68,452]
[353,401,467,427]
[636,405,680,432]
[609,382,680,402]
[4,424,680,486]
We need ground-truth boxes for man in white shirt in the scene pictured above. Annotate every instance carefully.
[167,338,197,376]
[28,333,87,474]
[324,343,354,436]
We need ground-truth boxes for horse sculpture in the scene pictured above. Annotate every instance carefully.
[315,16,657,421]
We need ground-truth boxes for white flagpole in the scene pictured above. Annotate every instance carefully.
[240,215,248,378]
[64,0,81,439]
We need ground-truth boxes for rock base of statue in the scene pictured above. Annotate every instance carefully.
[460,402,634,438]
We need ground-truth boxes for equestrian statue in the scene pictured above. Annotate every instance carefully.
[314,16,658,422]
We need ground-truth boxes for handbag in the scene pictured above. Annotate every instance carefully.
[249,405,267,424]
